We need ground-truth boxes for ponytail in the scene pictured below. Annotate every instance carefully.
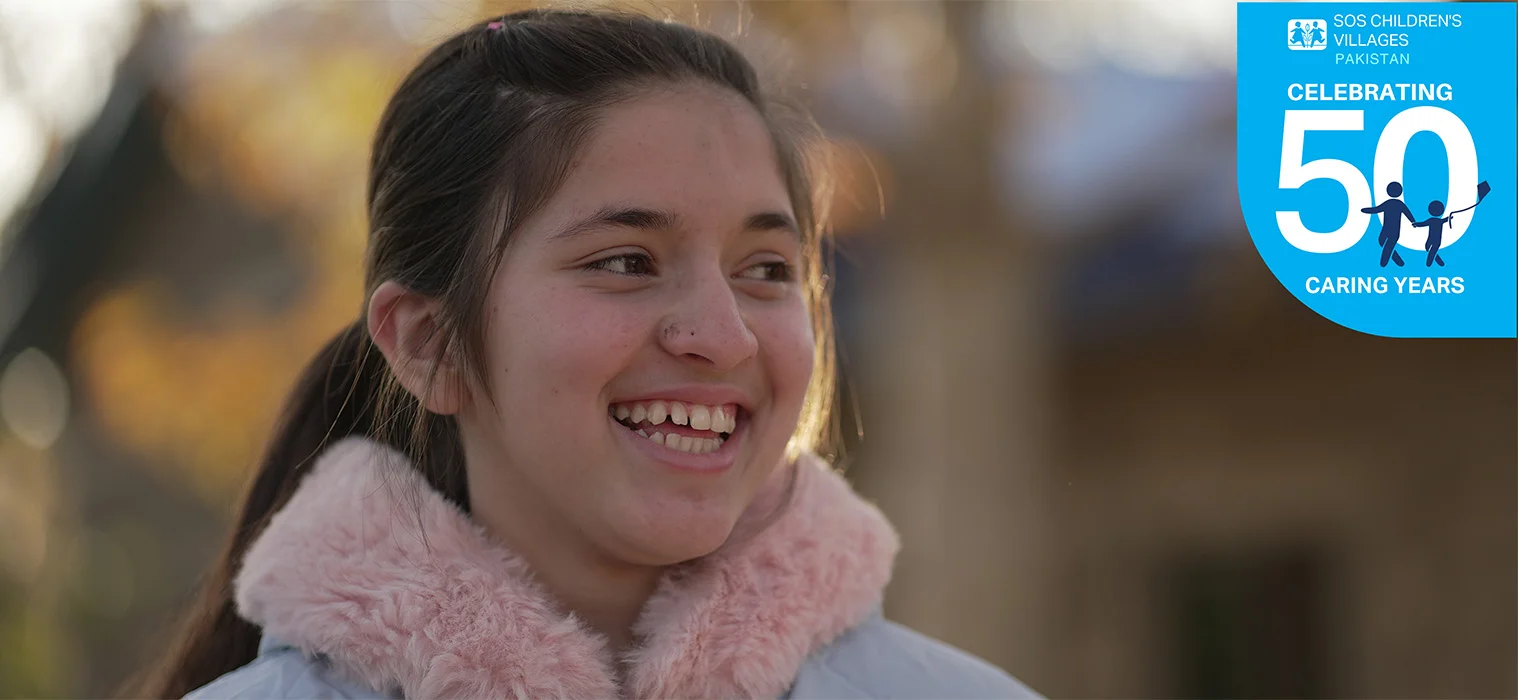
[129,321,392,697]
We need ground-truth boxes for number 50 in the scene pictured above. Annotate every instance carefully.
[1277,106,1479,253]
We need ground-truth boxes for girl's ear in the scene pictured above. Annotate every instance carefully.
[367,281,465,415]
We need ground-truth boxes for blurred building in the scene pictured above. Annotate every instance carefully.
[814,4,1514,698]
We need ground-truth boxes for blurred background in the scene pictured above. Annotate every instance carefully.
[0,0,1512,697]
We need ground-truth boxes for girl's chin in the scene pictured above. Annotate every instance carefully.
[607,499,743,563]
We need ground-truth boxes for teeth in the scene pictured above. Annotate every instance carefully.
[613,401,737,435]
[689,405,711,431]
[636,429,648,437]
[641,430,727,454]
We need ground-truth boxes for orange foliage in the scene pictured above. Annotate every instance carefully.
[71,10,403,504]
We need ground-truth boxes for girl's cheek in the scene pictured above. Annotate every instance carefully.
[753,305,816,389]
[535,294,650,368]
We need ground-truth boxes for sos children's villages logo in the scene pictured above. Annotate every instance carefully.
[1288,20,1328,50]
[1237,2,1516,337]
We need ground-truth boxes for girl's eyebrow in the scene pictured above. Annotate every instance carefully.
[743,211,801,238]
[549,205,799,242]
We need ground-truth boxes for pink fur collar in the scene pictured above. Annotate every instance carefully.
[234,437,899,698]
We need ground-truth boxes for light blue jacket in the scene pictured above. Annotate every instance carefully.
[187,610,1041,699]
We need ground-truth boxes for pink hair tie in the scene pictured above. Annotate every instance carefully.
[486,20,504,30]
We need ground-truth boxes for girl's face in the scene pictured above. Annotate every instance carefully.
[458,84,815,566]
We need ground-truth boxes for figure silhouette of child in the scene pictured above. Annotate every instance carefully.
[1361,182,1412,267]
[1290,21,1306,47]
[1412,200,1452,267]
[1309,21,1325,46]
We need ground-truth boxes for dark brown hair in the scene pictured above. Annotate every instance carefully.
[131,8,836,698]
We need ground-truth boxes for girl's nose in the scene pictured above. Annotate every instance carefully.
[658,272,758,372]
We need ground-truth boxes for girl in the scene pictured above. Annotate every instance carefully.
[140,9,1038,699]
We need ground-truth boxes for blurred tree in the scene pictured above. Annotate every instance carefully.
[70,7,401,502]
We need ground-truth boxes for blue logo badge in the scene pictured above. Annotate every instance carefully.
[1238,2,1516,337]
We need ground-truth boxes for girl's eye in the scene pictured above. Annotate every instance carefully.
[583,253,655,277]
[738,261,796,283]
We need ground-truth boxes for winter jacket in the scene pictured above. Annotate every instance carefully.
[184,437,1041,699]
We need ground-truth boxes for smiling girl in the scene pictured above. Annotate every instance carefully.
[140,9,1037,699]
